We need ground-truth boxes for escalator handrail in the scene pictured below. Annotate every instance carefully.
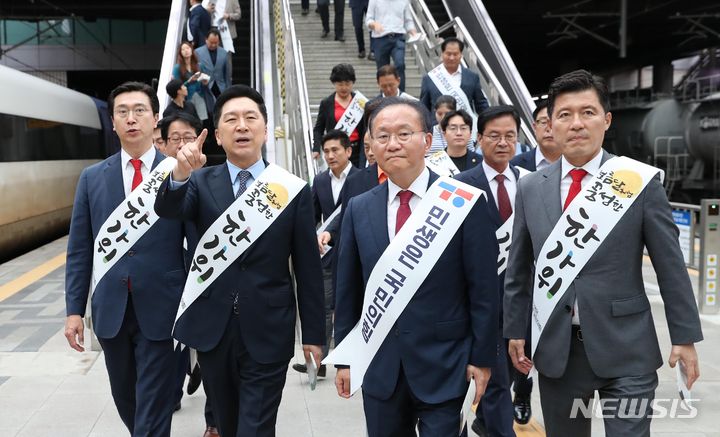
[251,0,279,165]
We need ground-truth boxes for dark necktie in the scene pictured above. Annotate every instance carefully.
[395,190,413,234]
[495,174,512,223]
[564,168,588,211]
[130,159,143,191]
[236,170,252,199]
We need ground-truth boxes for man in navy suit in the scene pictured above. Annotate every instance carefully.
[511,99,562,172]
[440,109,482,172]
[154,85,325,437]
[292,129,359,377]
[420,37,489,117]
[64,82,187,437]
[456,105,524,437]
[188,0,211,48]
[334,97,499,436]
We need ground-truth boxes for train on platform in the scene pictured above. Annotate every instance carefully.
[0,65,119,262]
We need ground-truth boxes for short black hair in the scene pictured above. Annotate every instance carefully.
[440,109,473,132]
[165,79,184,99]
[477,105,520,134]
[376,64,400,81]
[441,37,465,53]
[532,99,549,121]
[329,63,356,83]
[160,113,203,141]
[547,69,610,118]
[213,84,268,128]
[434,95,457,111]
[368,97,431,134]
[207,28,221,39]
[108,81,160,115]
[322,129,351,149]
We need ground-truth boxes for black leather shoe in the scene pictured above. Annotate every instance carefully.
[186,364,202,395]
[174,401,181,412]
[367,52,375,61]
[335,34,345,42]
[301,8,309,15]
[470,417,488,437]
[321,30,329,38]
[513,395,532,425]
[358,50,366,58]
[292,363,327,377]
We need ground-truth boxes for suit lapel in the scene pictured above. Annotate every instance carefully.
[541,161,563,226]
[368,184,390,252]
[151,149,165,170]
[104,154,125,208]
[472,166,502,227]
[208,164,235,212]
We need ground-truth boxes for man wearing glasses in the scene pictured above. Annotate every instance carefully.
[455,105,525,437]
[159,112,202,158]
[511,99,562,172]
[440,109,481,172]
[64,82,188,437]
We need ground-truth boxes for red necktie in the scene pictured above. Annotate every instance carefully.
[395,190,413,234]
[564,168,588,211]
[130,159,143,191]
[495,174,512,223]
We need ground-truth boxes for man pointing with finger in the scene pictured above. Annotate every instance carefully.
[155,85,325,437]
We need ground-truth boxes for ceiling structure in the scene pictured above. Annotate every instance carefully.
[2,0,720,94]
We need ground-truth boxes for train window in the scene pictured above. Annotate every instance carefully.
[0,113,104,162]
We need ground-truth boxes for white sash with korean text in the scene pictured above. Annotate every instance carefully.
[495,166,532,274]
[531,157,661,359]
[427,65,478,140]
[334,91,367,137]
[425,151,460,178]
[324,177,485,395]
[91,157,177,294]
[174,164,305,325]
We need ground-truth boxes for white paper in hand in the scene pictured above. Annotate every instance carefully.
[459,381,477,435]
[407,33,425,44]
[307,353,318,391]
[676,361,692,409]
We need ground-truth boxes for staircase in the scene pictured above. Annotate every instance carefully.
[288,2,423,124]
[231,0,252,86]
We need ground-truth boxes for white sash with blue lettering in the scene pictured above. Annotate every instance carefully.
[175,164,306,326]
[531,157,661,359]
[91,157,177,294]
[323,177,485,395]
[425,150,460,178]
[427,65,478,141]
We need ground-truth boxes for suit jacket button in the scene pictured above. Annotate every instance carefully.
[394,328,399,336]
[564,305,572,313]
[121,278,128,284]
[128,250,135,257]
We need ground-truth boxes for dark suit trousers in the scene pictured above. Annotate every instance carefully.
[363,365,467,437]
[172,345,190,406]
[198,313,289,437]
[538,328,658,437]
[350,5,367,52]
[318,0,344,36]
[474,329,514,437]
[98,295,175,437]
[322,266,334,357]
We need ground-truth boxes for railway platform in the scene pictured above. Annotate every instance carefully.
[0,237,719,436]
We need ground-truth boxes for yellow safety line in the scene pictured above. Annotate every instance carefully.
[0,252,66,302]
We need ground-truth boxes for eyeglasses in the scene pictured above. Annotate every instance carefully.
[535,118,549,128]
[114,106,150,118]
[168,135,198,145]
[446,125,470,133]
[483,133,517,145]
[154,138,166,145]
[373,131,420,145]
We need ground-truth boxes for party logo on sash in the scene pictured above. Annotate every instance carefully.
[438,181,475,207]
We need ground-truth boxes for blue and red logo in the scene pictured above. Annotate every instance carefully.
[438,181,474,207]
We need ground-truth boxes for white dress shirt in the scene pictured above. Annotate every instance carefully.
[120,146,156,197]
[560,149,603,325]
[442,64,463,90]
[387,167,430,241]
[482,161,517,213]
[330,162,352,204]
[535,147,553,171]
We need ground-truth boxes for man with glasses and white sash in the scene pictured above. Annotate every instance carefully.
[155,85,325,437]
[504,70,703,437]
[327,97,500,436]
[64,82,188,437]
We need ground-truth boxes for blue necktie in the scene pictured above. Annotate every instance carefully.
[236,170,252,199]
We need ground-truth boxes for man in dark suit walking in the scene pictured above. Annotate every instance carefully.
[456,105,524,437]
[292,129,359,377]
[505,70,703,437]
[64,82,187,437]
[510,99,562,172]
[154,85,325,437]
[420,37,489,116]
[188,0,211,48]
[333,97,500,436]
